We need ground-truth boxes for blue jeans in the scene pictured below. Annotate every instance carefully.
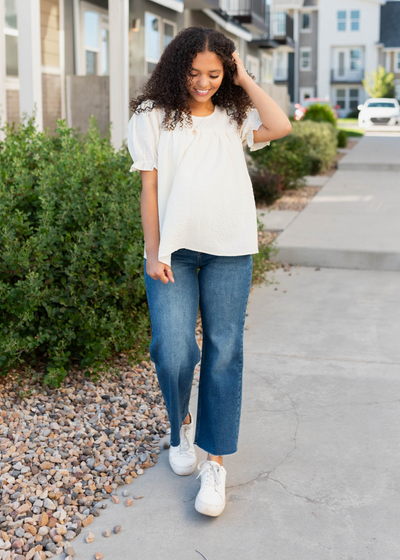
[144,248,253,456]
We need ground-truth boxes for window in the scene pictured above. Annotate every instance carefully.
[101,29,109,75]
[301,13,311,31]
[397,52,400,72]
[365,101,396,109]
[81,3,109,76]
[145,13,177,74]
[349,88,359,109]
[164,22,174,49]
[4,0,18,77]
[273,12,286,36]
[145,13,160,73]
[350,49,361,71]
[84,11,99,74]
[336,89,346,109]
[274,51,287,80]
[246,55,260,83]
[300,48,311,71]
[337,11,346,32]
[351,10,360,31]
[261,53,273,83]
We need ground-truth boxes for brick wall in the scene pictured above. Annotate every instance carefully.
[6,90,19,125]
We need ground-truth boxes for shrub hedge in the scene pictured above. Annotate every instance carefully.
[302,103,337,125]
[0,117,151,386]
[249,121,338,201]
[337,129,348,148]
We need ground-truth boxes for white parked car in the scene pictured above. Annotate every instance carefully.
[358,98,400,127]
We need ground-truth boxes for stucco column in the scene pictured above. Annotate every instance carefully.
[16,0,43,130]
[0,0,7,134]
[109,0,129,149]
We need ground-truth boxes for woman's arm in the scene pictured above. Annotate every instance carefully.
[140,169,174,284]
[232,52,292,143]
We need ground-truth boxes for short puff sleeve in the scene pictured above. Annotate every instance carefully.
[127,101,160,172]
[239,108,270,152]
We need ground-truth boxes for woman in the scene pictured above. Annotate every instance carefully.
[128,26,291,517]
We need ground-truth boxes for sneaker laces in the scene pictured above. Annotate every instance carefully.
[196,460,221,486]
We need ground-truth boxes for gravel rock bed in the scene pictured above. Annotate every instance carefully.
[0,316,202,560]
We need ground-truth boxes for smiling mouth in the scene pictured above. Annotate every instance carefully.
[194,89,211,95]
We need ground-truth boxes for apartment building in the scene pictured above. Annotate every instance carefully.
[318,0,384,117]
[378,0,400,100]
[270,0,391,116]
[0,0,290,148]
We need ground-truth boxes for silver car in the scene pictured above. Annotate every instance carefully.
[358,98,400,127]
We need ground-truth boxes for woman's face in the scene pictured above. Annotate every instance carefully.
[186,50,224,103]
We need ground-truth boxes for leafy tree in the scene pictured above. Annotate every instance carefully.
[362,65,395,98]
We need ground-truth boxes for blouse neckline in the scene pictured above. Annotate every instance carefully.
[191,105,217,119]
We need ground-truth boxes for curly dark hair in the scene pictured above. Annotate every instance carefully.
[129,26,256,131]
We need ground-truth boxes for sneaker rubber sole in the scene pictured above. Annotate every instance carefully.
[194,496,226,517]
[169,458,197,476]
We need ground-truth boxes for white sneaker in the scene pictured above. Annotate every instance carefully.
[195,460,227,517]
[168,411,197,476]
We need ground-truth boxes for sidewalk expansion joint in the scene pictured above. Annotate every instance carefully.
[245,351,400,367]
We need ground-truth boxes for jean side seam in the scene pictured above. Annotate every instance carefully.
[193,324,205,447]
[235,257,253,444]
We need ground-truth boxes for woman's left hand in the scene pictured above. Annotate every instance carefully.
[232,51,250,88]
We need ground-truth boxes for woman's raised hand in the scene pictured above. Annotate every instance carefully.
[231,51,250,88]
[146,257,175,284]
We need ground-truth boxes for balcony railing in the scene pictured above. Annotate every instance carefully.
[330,68,364,83]
[272,12,294,40]
[274,67,288,81]
[220,0,268,26]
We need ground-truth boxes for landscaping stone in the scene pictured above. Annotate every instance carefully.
[102,530,111,538]
[0,349,184,560]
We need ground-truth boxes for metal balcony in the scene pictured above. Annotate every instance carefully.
[274,67,289,81]
[330,68,364,83]
[219,0,269,34]
[271,12,294,47]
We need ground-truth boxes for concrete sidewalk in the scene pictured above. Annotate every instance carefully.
[53,135,400,560]
[56,266,400,560]
[271,135,400,270]
[338,135,400,171]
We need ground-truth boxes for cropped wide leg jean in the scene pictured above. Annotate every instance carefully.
[144,248,253,456]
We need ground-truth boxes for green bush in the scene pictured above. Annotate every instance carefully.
[302,103,337,126]
[291,121,338,173]
[249,169,282,205]
[250,134,310,190]
[337,129,348,148]
[249,121,338,191]
[0,116,151,386]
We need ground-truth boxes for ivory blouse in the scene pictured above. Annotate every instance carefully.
[127,100,270,268]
